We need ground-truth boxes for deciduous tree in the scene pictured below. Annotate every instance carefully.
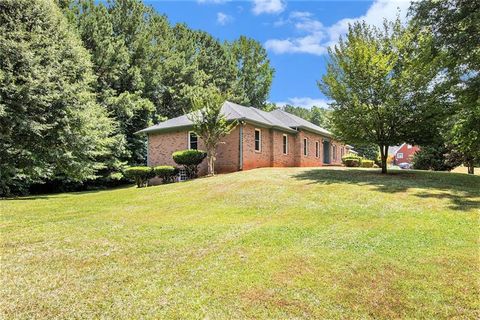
[188,88,236,176]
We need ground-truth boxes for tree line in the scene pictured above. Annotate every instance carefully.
[0,0,274,195]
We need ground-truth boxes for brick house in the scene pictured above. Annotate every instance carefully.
[393,143,420,165]
[138,101,350,176]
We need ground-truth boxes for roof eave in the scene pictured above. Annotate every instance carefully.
[239,118,297,133]
[135,124,193,135]
[297,125,332,138]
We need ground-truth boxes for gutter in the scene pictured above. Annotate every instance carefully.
[239,122,244,170]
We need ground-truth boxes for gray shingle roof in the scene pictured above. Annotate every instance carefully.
[269,109,332,136]
[137,101,331,137]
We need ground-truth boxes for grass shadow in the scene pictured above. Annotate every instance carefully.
[293,169,480,212]
[1,184,135,201]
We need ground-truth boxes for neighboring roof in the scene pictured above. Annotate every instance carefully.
[137,101,331,136]
[389,145,402,155]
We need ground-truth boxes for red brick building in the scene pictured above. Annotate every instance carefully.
[393,143,420,165]
[138,101,350,176]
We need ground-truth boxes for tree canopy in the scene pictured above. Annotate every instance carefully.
[320,19,425,173]
[410,0,479,174]
[1,0,275,195]
[0,0,121,195]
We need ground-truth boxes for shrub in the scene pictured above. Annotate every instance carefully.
[123,166,154,188]
[172,149,207,178]
[360,160,374,168]
[342,154,362,166]
[344,159,360,167]
[153,166,179,184]
[412,145,456,171]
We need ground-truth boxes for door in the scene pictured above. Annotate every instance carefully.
[323,140,330,164]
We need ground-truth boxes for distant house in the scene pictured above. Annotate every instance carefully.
[393,143,420,165]
[138,101,351,176]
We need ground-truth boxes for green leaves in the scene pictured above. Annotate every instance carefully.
[188,87,236,175]
[0,0,120,195]
[320,19,423,173]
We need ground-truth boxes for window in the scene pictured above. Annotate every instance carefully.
[397,153,403,159]
[282,134,288,154]
[303,138,308,156]
[315,141,319,158]
[333,145,337,160]
[341,147,344,158]
[188,131,198,150]
[254,129,261,152]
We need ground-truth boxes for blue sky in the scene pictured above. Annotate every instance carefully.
[145,0,411,108]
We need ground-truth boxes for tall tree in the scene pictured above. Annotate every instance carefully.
[229,36,274,108]
[411,0,480,174]
[188,88,236,176]
[63,0,166,164]
[320,19,425,173]
[0,0,120,195]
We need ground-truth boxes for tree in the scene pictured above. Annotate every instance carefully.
[412,144,456,171]
[229,36,274,108]
[188,88,236,176]
[350,144,379,161]
[0,0,120,195]
[63,0,165,165]
[411,0,480,174]
[320,19,424,174]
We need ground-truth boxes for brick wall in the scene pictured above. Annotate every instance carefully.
[271,130,296,167]
[147,123,347,178]
[147,127,240,176]
[241,124,273,170]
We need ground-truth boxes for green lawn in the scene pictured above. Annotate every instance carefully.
[1,168,479,319]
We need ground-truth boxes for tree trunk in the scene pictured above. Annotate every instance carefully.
[379,144,389,174]
[207,148,216,176]
[468,161,474,175]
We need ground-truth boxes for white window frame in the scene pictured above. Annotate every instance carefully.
[303,138,308,156]
[254,128,262,152]
[397,152,404,159]
[282,134,288,155]
[315,141,320,158]
[188,131,198,150]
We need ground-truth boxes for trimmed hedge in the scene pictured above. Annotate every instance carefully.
[172,149,206,179]
[360,160,374,168]
[344,159,360,167]
[153,166,178,184]
[342,154,362,163]
[123,166,154,188]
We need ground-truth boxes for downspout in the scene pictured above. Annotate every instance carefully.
[146,134,149,166]
[239,122,244,170]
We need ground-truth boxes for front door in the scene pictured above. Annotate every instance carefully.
[323,140,330,164]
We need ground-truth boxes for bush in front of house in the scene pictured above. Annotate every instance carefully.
[153,166,179,183]
[123,166,155,188]
[172,149,207,179]
[342,154,362,167]
[360,160,374,168]
[344,158,360,167]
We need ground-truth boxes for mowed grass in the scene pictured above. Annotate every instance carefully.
[1,168,479,319]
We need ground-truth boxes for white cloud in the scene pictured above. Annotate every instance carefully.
[252,0,286,15]
[275,97,331,109]
[265,0,412,56]
[217,12,233,25]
